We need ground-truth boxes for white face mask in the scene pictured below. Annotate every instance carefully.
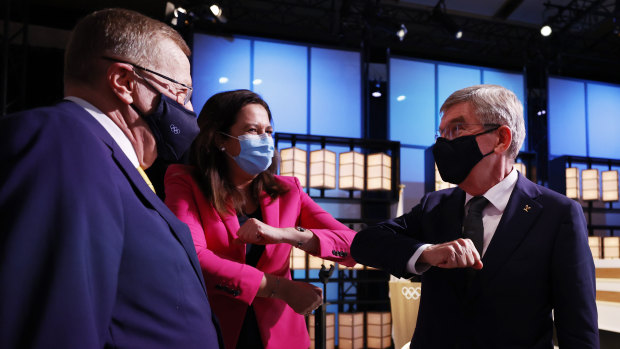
[221,133,275,175]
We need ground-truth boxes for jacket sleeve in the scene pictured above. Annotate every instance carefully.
[164,166,264,305]
[551,199,599,348]
[0,112,123,348]
[350,195,428,278]
[289,177,358,267]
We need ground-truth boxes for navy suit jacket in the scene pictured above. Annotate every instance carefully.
[351,174,599,349]
[0,101,223,348]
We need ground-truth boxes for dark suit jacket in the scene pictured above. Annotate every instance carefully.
[351,174,599,349]
[0,101,223,348]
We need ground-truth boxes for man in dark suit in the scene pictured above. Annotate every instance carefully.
[0,9,222,348]
[351,84,598,348]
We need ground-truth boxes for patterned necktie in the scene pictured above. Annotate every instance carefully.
[463,196,489,256]
[136,166,156,193]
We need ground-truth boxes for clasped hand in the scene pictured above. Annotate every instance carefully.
[419,238,483,269]
[278,279,323,315]
[235,218,284,245]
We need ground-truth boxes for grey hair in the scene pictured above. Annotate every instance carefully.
[440,84,525,159]
[64,8,190,86]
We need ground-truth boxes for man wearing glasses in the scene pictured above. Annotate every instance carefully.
[352,84,598,348]
[0,8,222,348]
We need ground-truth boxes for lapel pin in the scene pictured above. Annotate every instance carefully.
[523,204,531,212]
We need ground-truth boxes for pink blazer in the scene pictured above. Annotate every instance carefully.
[164,164,357,349]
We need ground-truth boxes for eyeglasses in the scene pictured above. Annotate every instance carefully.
[436,123,500,140]
[102,56,193,105]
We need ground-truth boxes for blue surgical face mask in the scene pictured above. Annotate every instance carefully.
[221,132,275,176]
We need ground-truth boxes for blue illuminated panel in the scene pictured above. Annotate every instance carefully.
[587,82,620,159]
[400,147,425,183]
[389,59,436,147]
[192,34,251,116]
[310,48,361,137]
[483,70,527,152]
[437,64,481,126]
[254,41,308,134]
[482,70,525,103]
[548,78,587,157]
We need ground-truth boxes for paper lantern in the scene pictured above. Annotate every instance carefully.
[339,151,364,190]
[367,153,391,191]
[602,170,619,202]
[565,167,579,199]
[289,247,306,269]
[309,149,336,189]
[581,169,599,201]
[280,147,307,186]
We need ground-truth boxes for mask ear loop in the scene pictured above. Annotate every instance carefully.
[478,125,502,158]
[481,149,495,157]
[215,132,230,153]
[219,131,237,140]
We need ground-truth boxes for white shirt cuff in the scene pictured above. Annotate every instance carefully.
[406,244,432,274]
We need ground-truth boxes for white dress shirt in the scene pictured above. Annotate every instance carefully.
[64,96,140,168]
[406,168,519,274]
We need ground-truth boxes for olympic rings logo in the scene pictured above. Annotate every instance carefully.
[401,286,421,300]
[170,124,181,134]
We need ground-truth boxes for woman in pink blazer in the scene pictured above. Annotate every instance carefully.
[164,89,357,349]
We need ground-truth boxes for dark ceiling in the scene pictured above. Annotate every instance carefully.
[5,0,620,83]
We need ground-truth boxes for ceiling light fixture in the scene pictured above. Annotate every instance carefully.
[371,82,383,98]
[207,3,227,23]
[165,2,193,28]
[432,0,463,40]
[209,4,222,17]
[396,24,408,41]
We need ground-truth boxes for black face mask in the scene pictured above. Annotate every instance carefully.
[432,126,500,184]
[133,93,199,163]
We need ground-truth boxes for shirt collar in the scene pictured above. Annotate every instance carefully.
[65,96,140,168]
[465,167,519,213]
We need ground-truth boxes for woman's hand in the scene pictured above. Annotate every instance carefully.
[276,279,323,315]
[257,275,322,315]
[236,219,319,253]
[236,218,285,244]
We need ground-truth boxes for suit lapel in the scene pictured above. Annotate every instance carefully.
[438,189,469,294]
[479,174,542,282]
[78,103,208,293]
[260,193,280,230]
[438,188,466,243]
[221,210,241,240]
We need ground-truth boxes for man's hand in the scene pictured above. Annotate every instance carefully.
[418,238,483,269]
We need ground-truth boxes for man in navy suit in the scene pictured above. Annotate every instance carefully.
[351,85,598,348]
[0,8,222,348]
